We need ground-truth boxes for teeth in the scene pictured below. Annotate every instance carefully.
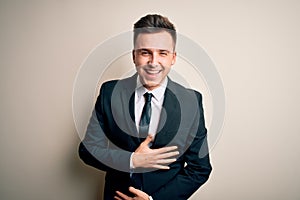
[146,70,161,74]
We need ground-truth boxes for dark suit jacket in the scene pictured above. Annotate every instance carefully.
[79,74,212,200]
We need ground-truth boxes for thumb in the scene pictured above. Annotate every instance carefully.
[129,187,149,199]
[128,186,139,195]
[142,135,153,146]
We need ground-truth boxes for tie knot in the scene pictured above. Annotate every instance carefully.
[144,92,153,102]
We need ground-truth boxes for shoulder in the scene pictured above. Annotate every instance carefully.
[101,79,118,90]
[100,75,137,92]
[167,78,203,102]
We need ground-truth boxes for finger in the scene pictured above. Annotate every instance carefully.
[114,196,122,200]
[151,164,171,169]
[154,146,178,154]
[115,191,130,200]
[141,135,153,146]
[128,186,139,195]
[129,187,149,199]
[156,158,177,164]
[156,151,179,159]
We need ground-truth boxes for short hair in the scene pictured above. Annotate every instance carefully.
[133,14,177,49]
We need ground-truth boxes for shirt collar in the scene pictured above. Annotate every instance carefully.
[136,75,168,101]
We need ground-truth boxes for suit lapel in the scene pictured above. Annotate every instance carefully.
[117,75,181,148]
[152,81,181,148]
[119,74,142,147]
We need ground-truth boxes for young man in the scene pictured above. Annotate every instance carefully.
[79,14,212,200]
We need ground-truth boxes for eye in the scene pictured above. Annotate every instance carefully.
[159,51,169,56]
[139,50,150,56]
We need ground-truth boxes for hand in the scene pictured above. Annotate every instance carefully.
[114,187,149,200]
[132,135,179,169]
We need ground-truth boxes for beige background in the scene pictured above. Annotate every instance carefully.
[1,0,299,200]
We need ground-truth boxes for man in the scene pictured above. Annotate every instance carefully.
[79,14,212,200]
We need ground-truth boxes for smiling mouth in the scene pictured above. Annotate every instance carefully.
[145,69,162,74]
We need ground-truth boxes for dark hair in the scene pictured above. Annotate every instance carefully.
[133,14,177,48]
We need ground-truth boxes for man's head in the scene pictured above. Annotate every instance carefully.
[132,14,177,90]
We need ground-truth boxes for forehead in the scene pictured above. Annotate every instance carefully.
[134,31,174,51]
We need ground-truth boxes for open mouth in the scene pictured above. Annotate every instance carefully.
[144,69,162,75]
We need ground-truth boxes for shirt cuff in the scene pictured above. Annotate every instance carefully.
[130,152,135,169]
[149,196,153,200]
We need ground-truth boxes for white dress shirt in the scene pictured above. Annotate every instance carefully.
[134,76,168,139]
[130,77,168,200]
[130,77,168,168]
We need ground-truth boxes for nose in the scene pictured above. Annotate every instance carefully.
[148,52,160,66]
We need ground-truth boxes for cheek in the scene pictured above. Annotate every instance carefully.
[133,56,147,66]
[163,57,174,66]
[164,67,171,75]
[136,66,145,74]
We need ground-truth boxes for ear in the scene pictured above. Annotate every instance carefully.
[171,52,177,65]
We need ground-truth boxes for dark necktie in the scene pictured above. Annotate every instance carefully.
[139,92,153,139]
[131,92,153,190]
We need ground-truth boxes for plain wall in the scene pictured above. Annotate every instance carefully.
[0,0,299,199]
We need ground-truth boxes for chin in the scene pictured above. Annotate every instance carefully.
[143,81,161,90]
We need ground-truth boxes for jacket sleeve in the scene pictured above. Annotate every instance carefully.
[78,82,132,173]
[151,92,212,199]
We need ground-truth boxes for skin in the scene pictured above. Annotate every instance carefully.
[115,30,179,200]
[132,135,179,169]
[133,31,177,91]
[114,187,149,200]
[115,137,179,200]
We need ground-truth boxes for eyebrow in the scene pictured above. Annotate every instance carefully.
[136,48,173,53]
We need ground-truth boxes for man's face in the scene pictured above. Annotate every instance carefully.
[133,31,176,90]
